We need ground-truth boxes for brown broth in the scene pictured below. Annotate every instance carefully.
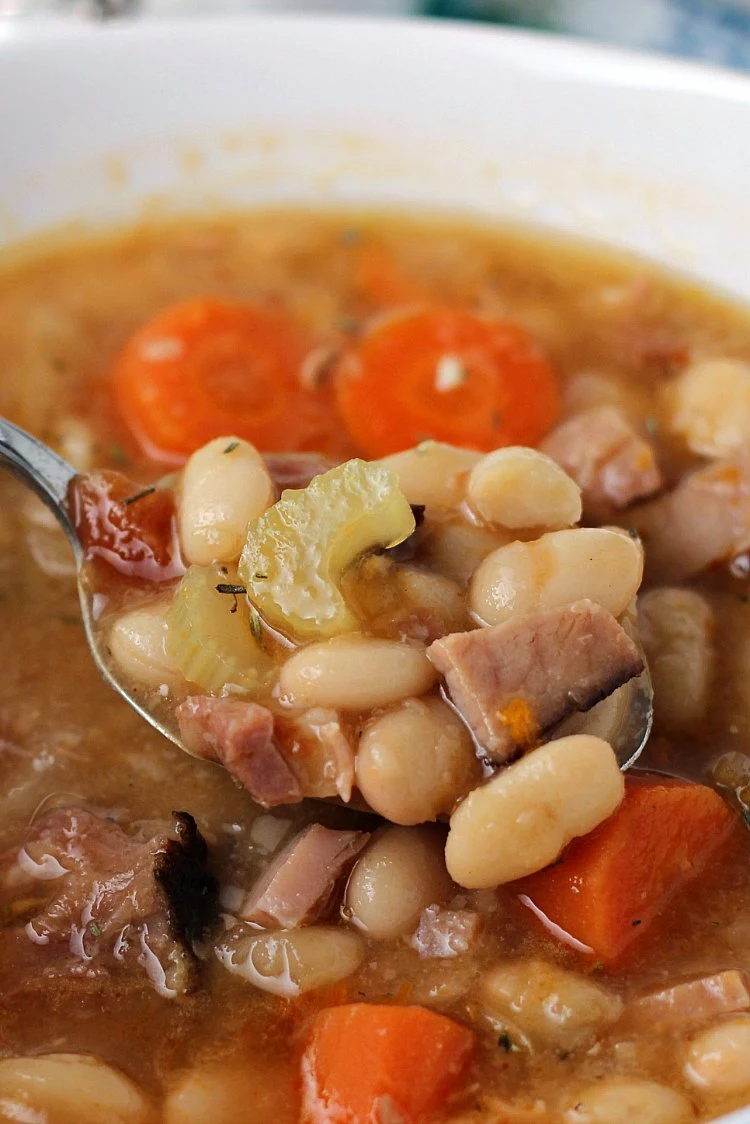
[2,209,750,1123]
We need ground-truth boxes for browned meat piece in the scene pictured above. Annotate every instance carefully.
[410,904,483,958]
[633,448,750,582]
[1,808,217,995]
[176,696,302,808]
[239,823,369,928]
[427,600,643,763]
[618,971,750,1033]
[541,406,662,517]
[276,708,356,803]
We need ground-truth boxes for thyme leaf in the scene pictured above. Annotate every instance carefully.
[223,441,240,454]
[249,605,263,645]
[123,486,156,506]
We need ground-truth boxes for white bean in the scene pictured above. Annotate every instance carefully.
[356,697,481,824]
[216,925,364,997]
[481,959,623,1051]
[0,1053,153,1124]
[179,436,274,566]
[108,599,178,688]
[279,635,436,711]
[55,416,96,472]
[164,1060,298,1124]
[639,588,714,732]
[420,519,514,586]
[380,442,480,510]
[467,447,581,532]
[344,825,453,939]
[666,358,750,458]
[685,1015,750,1096]
[470,527,643,626]
[565,1077,695,1124]
[445,734,624,888]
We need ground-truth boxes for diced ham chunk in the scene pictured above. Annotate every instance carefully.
[1,808,217,995]
[239,823,369,928]
[634,448,750,581]
[275,708,355,804]
[177,697,356,807]
[176,696,302,808]
[410,904,483,958]
[541,406,662,517]
[619,970,750,1033]
[427,600,643,762]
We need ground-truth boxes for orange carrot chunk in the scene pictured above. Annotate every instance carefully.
[301,1002,474,1124]
[516,779,737,963]
[335,308,561,458]
[353,244,432,307]
[114,298,333,461]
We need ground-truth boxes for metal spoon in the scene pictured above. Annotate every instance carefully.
[0,415,185,753]
[0,415,654,770]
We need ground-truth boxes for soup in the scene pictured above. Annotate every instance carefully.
[2,210,750,1124]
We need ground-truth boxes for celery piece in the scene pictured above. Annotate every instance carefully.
[239,459,415,641]
[167,563,271,694]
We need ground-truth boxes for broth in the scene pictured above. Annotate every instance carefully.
[1,210,750,1123]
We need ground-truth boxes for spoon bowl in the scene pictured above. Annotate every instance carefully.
[0,415,187,755]
[0,414,654,772]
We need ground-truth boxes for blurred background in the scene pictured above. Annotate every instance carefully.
[3,0,750,70]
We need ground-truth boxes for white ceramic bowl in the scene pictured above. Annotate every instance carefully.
[1,15,750,1122]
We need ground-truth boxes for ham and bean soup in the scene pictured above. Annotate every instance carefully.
[3,211,750,1123]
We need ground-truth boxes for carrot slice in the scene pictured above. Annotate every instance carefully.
[353,244,431,307]
[113,298,334,461]
[516,778,737,963]
[301,1003,474,1123]
[335,308,561,458]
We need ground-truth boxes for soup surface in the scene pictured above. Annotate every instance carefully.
[2,211,750,1124]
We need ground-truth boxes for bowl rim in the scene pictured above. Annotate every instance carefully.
[2,13,750,1124]
[2,9,750,102]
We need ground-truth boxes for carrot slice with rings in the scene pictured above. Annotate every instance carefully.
[113,298,334,461]
[334,307,561,458]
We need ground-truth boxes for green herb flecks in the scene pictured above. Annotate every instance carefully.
[224,441,240,455]
[249,605,264,646]
[107,443,130,466]
[216,582,247,615]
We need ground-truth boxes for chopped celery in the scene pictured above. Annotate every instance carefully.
[239,459,415,641]
[166,563,271,694]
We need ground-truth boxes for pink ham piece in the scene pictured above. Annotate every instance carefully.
[275,708,355,804]
[176,696,302,808]
[634,447,750,581]
[239,823,369,929]
[618,971,750,1033]
[410,904,483,959]
[541,406,662,517]
[427,599,643,763]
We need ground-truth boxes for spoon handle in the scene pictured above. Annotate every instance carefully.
[0,417,80,548]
